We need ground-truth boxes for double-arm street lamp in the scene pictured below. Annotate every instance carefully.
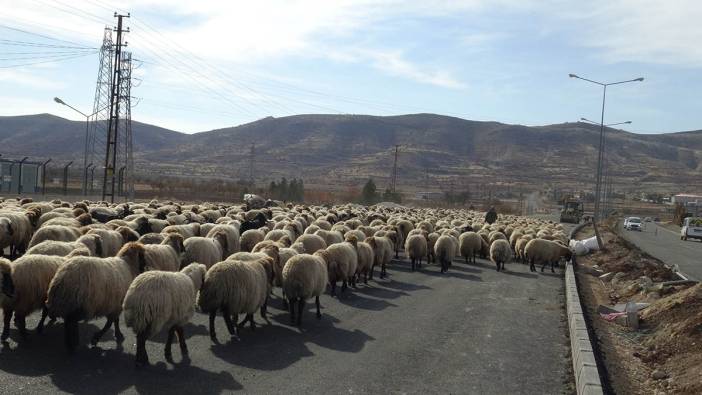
[569,74,643,250]
[53,97,103,196]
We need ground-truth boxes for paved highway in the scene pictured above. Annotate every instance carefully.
[0,254,569,394]
[618,221,702,281]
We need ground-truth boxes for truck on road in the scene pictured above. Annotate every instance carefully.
[681,217,702,241]
[559,197,583,224]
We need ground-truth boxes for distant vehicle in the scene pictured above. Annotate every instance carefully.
[644,217,652,222]
[560,197,583,224]
[624,217,642,231]
[681,217,702,241]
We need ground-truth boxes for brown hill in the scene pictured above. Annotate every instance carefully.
[0,113,700,192]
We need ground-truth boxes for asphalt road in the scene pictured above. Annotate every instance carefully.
[617,221,702,281]
[0,253,569,394]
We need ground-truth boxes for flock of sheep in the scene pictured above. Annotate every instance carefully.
[0,197,572,367]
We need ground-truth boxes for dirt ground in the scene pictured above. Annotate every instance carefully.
[574,223,701,395]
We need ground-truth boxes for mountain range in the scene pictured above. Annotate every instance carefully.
[1,113,700,193]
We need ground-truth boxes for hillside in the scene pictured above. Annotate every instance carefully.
[0,113,700,192]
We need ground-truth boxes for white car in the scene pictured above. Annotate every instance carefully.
[681,217,702,241]
[624,217,642,231]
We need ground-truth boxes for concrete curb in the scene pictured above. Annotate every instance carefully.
[567,222,604,395]
[566,262,604,395]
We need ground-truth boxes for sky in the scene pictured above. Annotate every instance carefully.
[0,0,700,134]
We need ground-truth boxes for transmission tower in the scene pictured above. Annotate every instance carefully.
[101,13,130,203]
[390,144,400,193]
[85,27,113,196]
[118,51,134,200]
[248,143,255,185]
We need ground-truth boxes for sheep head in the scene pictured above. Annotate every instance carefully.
[118,242,147,275]
[0,218,13,237]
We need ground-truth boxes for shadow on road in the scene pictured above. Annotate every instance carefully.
[337,292,397,311]
[390,263,483,281]
[0,321,242,394]
[211,323,314,371]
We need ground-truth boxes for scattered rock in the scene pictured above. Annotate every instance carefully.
[612,272,626,286]
[599,272,615,282]
[652,370,669,380]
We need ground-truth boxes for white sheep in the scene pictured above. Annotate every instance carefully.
[282,253,328,326]
[524,239,572,272]
[206,224,241,256]
[25,233,103,257]
[293,234,327,254]
[197,257,269,343]
[240,229,265,252]
[182,232,229,269]
[490,239,513,272]
[45,242,147,352]
[366,236,393,279]
[314,240,358,296]
[435,235,458,273]
[459,232,482,264]
[0,210,36,256]
[0,254,67,341]
[143,233,185,272]
[27,225,80,249]
[404,233,427,271]
[163,223,201,240]
[314,229,344,246]
[122,262,207,366]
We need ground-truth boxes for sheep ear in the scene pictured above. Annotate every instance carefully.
[6,222,14,236]
[2,273,14,298]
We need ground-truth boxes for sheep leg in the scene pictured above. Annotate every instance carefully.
[551,260,556,273]
[222,307,238,339]
[15,314,27,339]
[296,298,304,326]
[245,313,256,331]
[288,298,296,325]
[369,263,375,280]
[315,296,322,319]
[176,326,188,358]
[364,271,368,284]
[165,326,176,362]
[381,263,387,278]
[330,281,337,297]
[341,280,348,293]
[529,259,536,272]
[260,297,268,321]
[65,312,81,353]
[410,258,415,271]
[282,290,289,310]
[208,311,219,343]
[541,261,547,272]
[36,306,49,334]
[113,315,125,343]
[135,331,149,367]
[1,308,12,342]
[91,317,114,346]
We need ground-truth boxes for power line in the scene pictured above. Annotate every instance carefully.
[0,39,96,49]
[0,51,97,68]
[0,23,93,47]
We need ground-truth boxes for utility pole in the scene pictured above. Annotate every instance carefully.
[102,13,129,203]
[391,144,399,193]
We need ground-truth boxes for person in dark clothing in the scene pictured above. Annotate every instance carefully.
[485,206,497,224]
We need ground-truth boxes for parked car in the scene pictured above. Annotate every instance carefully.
[624,217,642,231]
[644,217,652,222]
[681,217,702,241]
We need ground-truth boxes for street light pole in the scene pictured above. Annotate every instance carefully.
[569,74,643,250]
[580,118,632,218]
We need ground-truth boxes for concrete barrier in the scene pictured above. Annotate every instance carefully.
[566,222,604,395]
